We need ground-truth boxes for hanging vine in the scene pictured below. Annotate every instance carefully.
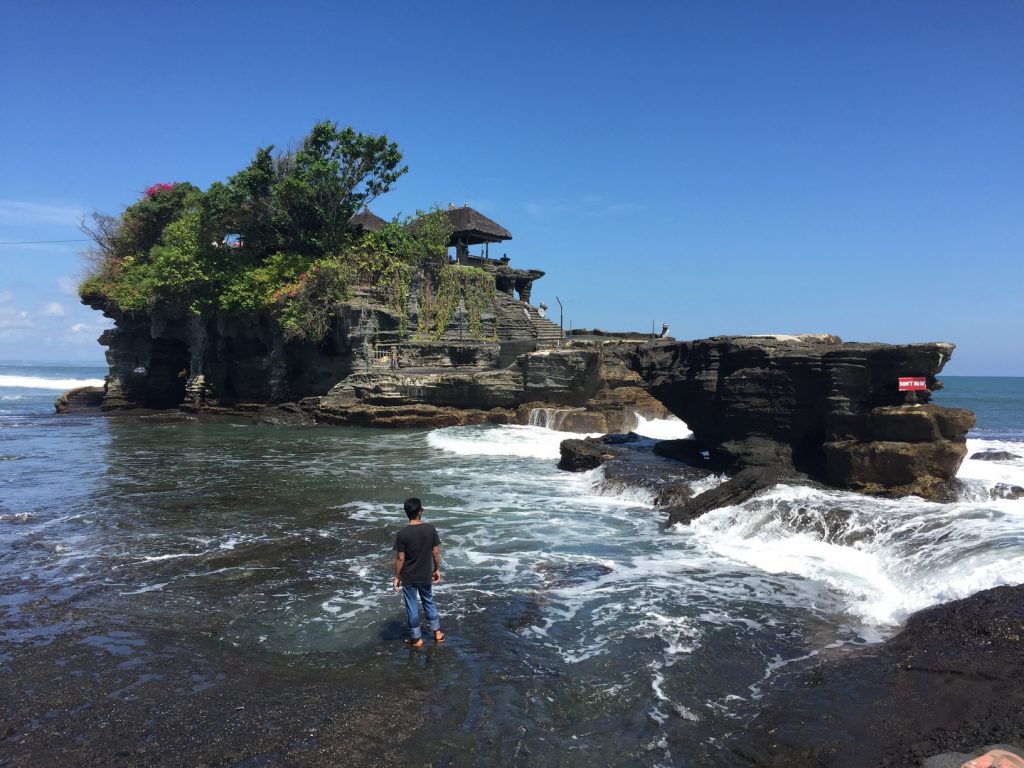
[345,240,412,337]
[424,265,495,340]
[416,273,435,338]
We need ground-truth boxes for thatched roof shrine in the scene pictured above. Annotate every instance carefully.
[350,208,387,232]
[444,204,512,246]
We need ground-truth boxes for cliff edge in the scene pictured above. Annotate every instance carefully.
[626,335,975,511]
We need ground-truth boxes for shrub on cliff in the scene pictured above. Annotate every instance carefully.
[78,122,478,344]
[79,121,417,327]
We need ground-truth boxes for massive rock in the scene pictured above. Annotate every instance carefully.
[627,335,975,500]
[77,279,668,431]
[316,343,668,430]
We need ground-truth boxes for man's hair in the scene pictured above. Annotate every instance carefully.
[404,497,423,520]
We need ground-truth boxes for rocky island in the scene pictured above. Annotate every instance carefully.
[67,121,975,511]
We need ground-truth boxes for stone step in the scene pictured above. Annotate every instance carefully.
[526,307,563,347]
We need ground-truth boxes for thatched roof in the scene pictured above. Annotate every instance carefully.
[445,205,512,245]
[350,208,387,232]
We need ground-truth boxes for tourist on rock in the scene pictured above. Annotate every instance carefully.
[392,497,445,647]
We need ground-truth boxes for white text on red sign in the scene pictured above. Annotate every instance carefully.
[898,377,928,391]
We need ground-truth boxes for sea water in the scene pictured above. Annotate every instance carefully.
[1,365,1022,765]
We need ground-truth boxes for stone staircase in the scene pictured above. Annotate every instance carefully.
[527,306,563,348]
[496,300,535,341]
[495,296,563,348]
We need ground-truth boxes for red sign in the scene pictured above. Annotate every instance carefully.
[898,377,928,392]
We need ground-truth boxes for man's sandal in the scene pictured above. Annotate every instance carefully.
[404,637,424,648]
[434,630,446,644]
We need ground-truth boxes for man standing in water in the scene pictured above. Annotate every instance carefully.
[393,497,445,647]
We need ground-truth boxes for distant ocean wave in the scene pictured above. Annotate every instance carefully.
[0,375,104,390]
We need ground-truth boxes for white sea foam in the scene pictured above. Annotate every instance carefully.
[426,424,600,460]
[632,414,694,441]
[120,582,169,595]
[957,438,1024,488]
[0,375,104,390]
[682,479,1024,626]
[336,501,390,522]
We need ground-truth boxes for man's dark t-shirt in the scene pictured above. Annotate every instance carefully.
[395,523,440,584]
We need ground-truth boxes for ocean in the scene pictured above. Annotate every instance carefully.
[1,363,1022,766]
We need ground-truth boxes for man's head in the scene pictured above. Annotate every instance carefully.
[404,497,423,520]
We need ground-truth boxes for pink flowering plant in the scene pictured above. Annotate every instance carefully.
[143,182,177,199]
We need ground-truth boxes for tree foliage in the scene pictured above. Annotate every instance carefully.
[78,122,479,344]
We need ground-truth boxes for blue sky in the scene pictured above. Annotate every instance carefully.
[1,1,1021,374]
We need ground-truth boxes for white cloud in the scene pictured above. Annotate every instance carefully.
[0,199,87,227]
[57,275,78,295]
[0,294,113,355]
[0,305,35,335]
[0,290,12,304]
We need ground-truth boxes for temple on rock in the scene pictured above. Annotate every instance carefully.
[443,205,546,307]
[87,204,574,411]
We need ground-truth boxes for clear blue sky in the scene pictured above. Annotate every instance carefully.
[1,1,1021,374]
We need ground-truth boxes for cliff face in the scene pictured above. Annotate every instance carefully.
[94,301,387,410]
[314,340,668,431]
[86,280,668,431]
[627,335,975,499]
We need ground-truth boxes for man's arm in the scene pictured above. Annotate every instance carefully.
[431,545,441,584]
[393,551,405,592]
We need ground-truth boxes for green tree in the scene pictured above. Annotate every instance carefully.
[80,121,414,328]
[271,121,406,256]
[202,147,278,259]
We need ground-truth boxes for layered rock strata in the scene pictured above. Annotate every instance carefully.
[315,342,668,431]
[619,335,974,519]
[77,280,668,431]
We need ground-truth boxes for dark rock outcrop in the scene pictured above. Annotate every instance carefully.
[971,450,1021,462]
[74,270,669,431]
[627,335,975,501]
[722,584,1024,767]
[558,436,620,471]
[664,467,781,526]
[991,483,1024,501]
[313,342,668,430]
[53,386,105,413]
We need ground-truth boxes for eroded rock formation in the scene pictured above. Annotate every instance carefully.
[626,335,975,506]
[315,341,668,431]
[78,274,669,431]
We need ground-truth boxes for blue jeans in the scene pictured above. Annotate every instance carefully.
[401,583,440,640]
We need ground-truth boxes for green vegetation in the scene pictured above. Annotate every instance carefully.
[79,121,485,343]
[422,265,496,340]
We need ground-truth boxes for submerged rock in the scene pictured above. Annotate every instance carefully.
[970,450,1021,462]
[54,386,104,413]
[665,467,782,526]
[991,483,1024,501]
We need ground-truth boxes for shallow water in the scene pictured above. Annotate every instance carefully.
[2,366,1023,765]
